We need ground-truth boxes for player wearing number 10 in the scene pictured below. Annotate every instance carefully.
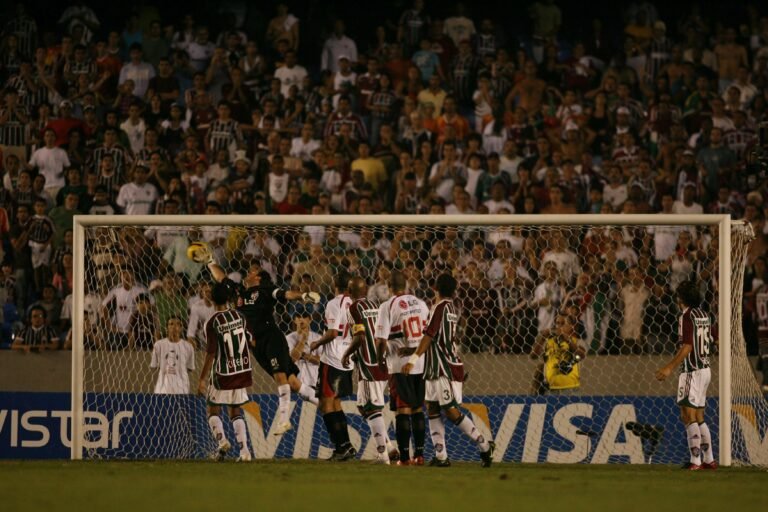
[198,282,253,461]
[655,280,717,470]
[375,270,429,465]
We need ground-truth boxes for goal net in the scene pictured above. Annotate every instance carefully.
[71,215,767,465]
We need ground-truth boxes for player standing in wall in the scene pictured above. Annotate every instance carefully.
[310,272,356,461]
[342,277,393,464]
[655,280,717,470]
[190,241,321,436]
[375,270,430,465]
[198,282,253,461]
[403,273,495,467]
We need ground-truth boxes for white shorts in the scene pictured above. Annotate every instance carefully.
[356,379,386,413]
[207,386,249,406]
[425,377,463,408]
[677,367,711,408]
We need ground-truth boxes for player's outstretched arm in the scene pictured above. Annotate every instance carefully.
[283,290,321,303]
[309,328,338,352]
[402,334,433,375]
[207,261,227,283]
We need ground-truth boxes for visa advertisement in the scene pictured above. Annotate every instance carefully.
[0,392,766,464]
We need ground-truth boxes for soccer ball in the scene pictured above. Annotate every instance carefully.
[186,241,211,263]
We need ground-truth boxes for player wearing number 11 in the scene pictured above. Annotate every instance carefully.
[655,280,717,470]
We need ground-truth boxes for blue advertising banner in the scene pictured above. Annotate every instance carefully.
[1,392,765,464]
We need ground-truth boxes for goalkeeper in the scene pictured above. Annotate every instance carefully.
[531,314,587,394]
[189,241,322,435]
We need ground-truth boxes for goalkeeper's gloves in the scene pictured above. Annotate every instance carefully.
[302,291,321,304]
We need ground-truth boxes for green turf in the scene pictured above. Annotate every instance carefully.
[1,460,766,512]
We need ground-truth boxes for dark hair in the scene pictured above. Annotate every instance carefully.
[389,270,406,292]
[29,305,47,320]
[211,281,233,306]
[335,270,351,291]
[435,273,457,298]
[258,270,272,284]
[676,281,702,308]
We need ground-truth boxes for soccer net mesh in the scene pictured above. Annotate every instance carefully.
[75,219,767,465]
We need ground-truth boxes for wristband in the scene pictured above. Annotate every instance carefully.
[407,354,419,366]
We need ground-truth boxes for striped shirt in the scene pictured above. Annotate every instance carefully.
[369,90,398,121]
[423,299,464,381]
[723,128,757,161]
[15,325,59,349]
[207,118,243,154]
[0,106,28,146]
[27,215,54,244]
[205,309,253,390]
[678,306,713,372]
[91,144,131,177]
[324,111,368,141]
[347,298,388,381]
[450,53,479,102]
[3,16,38,57]
[98,170,125,202]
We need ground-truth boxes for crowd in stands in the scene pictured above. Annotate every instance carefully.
[1,1,767,357]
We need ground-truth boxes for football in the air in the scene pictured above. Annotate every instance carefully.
[186,241,210,263]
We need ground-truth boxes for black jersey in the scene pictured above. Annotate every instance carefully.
[224,278,286,333]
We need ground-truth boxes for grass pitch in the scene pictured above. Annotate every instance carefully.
[1,460,765,512]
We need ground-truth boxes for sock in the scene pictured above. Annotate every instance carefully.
[323,412,342,451]
[299,384,319,405]
[455,413,490,452]
[686,422,702,465]
[333,411,351,449]
[384,436,395,456]
[232,415,248,454]
[277,384,291,425]
[366,412,389,460]
[395,413,412,461]
[428,415,447,461]
[208,415,226,448]
[411,412,426,458]
[698,422,714,464]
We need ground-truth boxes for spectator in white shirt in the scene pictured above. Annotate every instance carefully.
[27,128,70,199]
[672,183,704,214]
[275,50,308,97]
[290,123,321,161]
[118,43,156,98]
[321,19,358,72]
[116,164,158,215]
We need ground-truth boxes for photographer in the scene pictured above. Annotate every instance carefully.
[531,314,587,395]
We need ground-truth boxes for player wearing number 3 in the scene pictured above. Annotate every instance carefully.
[403,273,495,468]
[198,282,254,461]
[655,280,717,470]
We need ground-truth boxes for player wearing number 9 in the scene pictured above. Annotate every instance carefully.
[655,280,718,470]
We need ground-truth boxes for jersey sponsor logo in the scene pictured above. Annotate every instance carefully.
[399,300,408,309]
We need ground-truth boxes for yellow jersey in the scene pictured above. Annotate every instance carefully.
[544,337,581,390]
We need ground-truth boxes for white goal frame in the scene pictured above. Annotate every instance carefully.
[71,214,734,464]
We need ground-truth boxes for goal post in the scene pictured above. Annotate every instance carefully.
[71,214,764,465]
